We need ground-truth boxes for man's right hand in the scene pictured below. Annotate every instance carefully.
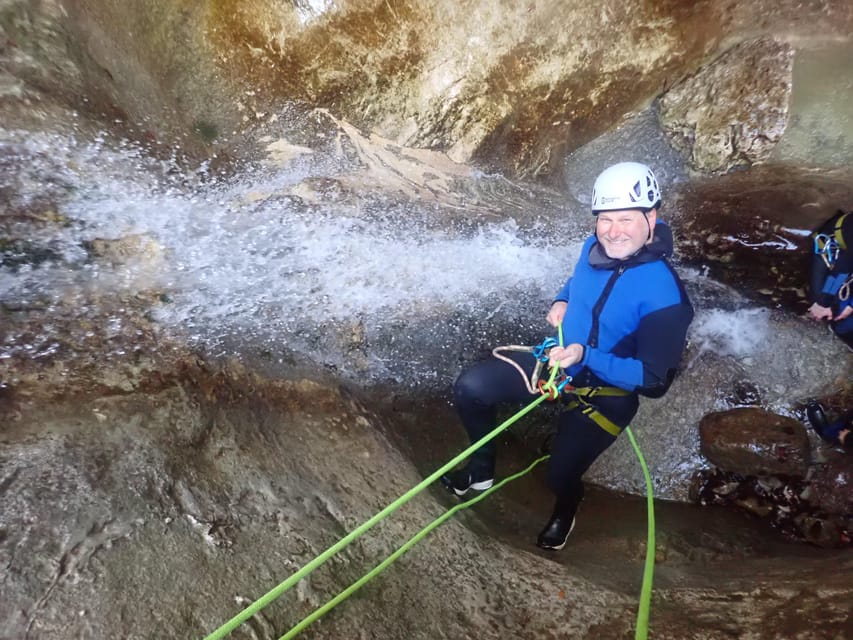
[807,302,833,321]
[546,301,568,327]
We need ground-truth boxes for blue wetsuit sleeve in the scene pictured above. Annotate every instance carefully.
[554,277,571,303]
[580,302,693,395]
[555,236,596,303]
[809,252,833,307]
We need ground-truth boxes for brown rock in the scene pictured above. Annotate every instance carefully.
[699,408,810,477]
[85,233,164,265]
[807,453,853,516]
[671,164,853,311]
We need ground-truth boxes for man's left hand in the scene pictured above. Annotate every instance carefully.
[548,343,585,369]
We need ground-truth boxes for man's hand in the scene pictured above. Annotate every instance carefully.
[835,306,853,322]
[546,301,568,327]
[807,302,833,321]
[548,343,584,369]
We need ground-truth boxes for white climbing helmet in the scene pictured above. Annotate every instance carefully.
[590,162,661,214]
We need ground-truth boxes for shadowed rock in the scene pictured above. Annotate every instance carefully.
[659,38,794,174]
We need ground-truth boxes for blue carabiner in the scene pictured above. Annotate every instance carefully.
[814,233,839,267]
[532,336,559,362]
[556,375,574,392]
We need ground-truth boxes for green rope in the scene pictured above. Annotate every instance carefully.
[201,393,550,640]
[202,323,659,640]
[278,455,551,639]
[275,428,658,640]
[625,426,655,640]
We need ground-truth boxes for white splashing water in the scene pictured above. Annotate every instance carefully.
[1,129,577,377]
[689,307,772,359]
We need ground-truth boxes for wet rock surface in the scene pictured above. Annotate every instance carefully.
[809,453,853,517]
[692,464,852,549]
[2,1,853,638]
[2,356,853,640]
[693,403,853,549]
[671,165,853,310]
[2,1,851,179]
[659,38,793,174]
[699,408,810,478]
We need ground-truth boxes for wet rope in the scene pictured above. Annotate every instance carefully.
[491,344,544,394]
[278,436,656,640]
[625,426,655,640]
[202,325,658,640]
[201,392,551,640]
[278,455,551,640]
[839,274,852,302]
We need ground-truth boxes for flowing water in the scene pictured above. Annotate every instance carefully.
[1,125,574,385]
[1,107,771,384]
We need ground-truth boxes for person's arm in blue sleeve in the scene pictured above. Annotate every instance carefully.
[546,278,572,327]
[578,301,694,396]
[809,251,833,307]
[554,277,571,303]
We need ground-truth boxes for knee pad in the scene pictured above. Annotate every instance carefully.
[453,371,489,406]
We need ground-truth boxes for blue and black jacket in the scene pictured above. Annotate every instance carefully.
[809,210,853,336]
[554,221,693,397]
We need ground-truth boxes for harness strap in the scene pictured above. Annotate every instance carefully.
[835,212,849,250]
[493,340,632,437]
[570,385,631,398]
[565,397,625,437]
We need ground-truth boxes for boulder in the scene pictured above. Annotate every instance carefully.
[808,452,853,517]
[699,407,810,477]
[659,38,793,174]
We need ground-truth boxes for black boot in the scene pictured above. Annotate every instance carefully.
[440,458,495,497]
[536,501,578,551]
[806,402,834,443]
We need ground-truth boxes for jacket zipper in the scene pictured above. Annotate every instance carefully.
[587,265,626,349]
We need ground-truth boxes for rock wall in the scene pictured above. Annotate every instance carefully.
[3,1,852,177]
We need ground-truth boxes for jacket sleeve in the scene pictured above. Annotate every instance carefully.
[554,277,572,303]
[808,252,833,306]
[580,301,694,396]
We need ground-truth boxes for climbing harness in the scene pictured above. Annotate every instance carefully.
[201,328,657,640]
[495,335,632,436]
[813,211,849,269]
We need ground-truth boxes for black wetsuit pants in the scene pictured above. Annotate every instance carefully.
[453,351,640,516]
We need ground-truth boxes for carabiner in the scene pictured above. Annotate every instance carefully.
[814,233,840,269]
[532,336,559,362]
[538,372,573,401]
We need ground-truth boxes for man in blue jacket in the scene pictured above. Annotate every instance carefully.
[806,209,853,350]
[442,162,694,550]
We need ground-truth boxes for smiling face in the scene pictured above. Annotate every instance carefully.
[595,208,656,260]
